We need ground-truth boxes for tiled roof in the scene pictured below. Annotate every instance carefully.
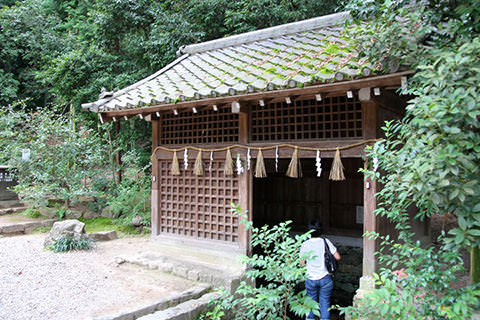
[83,12,381,113]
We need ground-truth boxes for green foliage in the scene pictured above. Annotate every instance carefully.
[339,0,480,318]
[107,167,151,227]
[0,103,109,206]
[55,208,66,220]
[21,207,42,219]
[201,204,318,320]
[50,236,94,252]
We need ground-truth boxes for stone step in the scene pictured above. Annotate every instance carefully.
[0,219,56,236]
[0,206,27,216]
[116,252,244,294]
[91,283,212,320]
[0,200,25,210]
[137,292,219,320]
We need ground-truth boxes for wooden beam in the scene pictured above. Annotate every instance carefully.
[363,167,377,276]
[115,122,122,184]
[238,103,251,254]
[101,71,414,118]
[151,118,160,236]
[362,99,378,276]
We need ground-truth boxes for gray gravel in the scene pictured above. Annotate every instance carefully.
[0,234,195,320]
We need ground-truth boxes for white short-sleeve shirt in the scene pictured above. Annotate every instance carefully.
[300,237,337,280]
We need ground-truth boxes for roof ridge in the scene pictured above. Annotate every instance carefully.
[180,11,350,55]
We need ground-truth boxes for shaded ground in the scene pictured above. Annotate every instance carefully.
[0,234,197,320]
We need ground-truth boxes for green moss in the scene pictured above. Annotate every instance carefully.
[323,43,342,55]
[318,66,334,74]
[32,226,52,234]
[79,217,147,237]
[265,67,277,74]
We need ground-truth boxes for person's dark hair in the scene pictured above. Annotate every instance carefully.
[308,220,323,237]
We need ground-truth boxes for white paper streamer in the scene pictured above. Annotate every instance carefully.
[236,153,244,175]
[373,157,379,172]
[209,151,213,172]
[275,146,279,172]
[247,148,251,171]
[184,148,189,170]
[316,150,322,177]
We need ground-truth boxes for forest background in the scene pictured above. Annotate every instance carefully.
[1,0,480,318]
[0,0,339,224]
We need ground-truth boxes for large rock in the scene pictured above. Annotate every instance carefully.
[100,205,120,219]
[88,230,118,241]
[38,207,58,219]
[44,219,86,248]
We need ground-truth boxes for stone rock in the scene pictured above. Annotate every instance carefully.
[44,219,86,248]
[100,205,120,219]
[81,210,99,220]
[38,207,58,219]
[88,230,118,241]
[132,215,143,227]
[65,209,82,219]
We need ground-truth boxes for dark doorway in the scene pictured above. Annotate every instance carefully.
[252,157,364,317]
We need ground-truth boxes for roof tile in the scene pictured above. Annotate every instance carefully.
[83,13,394,112]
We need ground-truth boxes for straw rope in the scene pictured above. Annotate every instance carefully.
[151,139,381,161]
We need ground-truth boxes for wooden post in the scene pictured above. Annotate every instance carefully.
[363,170,377,276]
[151,117,160,236]
[362,100,377,276]
[115,121,122,183]
[238,104,251,254]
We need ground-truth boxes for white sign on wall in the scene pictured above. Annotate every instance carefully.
[22,149,30,162]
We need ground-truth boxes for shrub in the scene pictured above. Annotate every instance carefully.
[200,204,319,320]
[21,207,42,218]
[50,236,94,252]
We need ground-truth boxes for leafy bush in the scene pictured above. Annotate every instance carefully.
[21,207,42,219]
[55,208,66,220]
[200,204,319,320]
[50,236,94,252]
[107,167,151,227]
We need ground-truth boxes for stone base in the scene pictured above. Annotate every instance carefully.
[345,275,375,320]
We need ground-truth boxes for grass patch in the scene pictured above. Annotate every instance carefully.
[79,217,146,237]
[31,226,51,234]
[50,236,94,252]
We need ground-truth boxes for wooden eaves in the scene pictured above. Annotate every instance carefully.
[100,70,413,122]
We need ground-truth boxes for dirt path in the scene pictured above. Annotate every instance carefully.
[0,234,196,320]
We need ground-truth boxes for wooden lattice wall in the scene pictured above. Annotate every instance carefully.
[251,96,362,141]
[158,159,240,242]
[160,105,239,145]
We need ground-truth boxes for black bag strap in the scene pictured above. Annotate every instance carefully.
[322,238,331,254]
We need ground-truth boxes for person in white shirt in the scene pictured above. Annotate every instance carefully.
[300,221,341,320]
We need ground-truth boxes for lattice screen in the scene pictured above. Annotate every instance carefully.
[158,159,240,242]
[251,96,363,141]
[160,105,239,145]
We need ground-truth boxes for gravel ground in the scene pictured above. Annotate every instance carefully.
[0,234,196,320]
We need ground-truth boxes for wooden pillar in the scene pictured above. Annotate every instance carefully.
[362,99,377,277]
[151,117,160,236]
[115,122,122,183]
[238,103,251,254]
